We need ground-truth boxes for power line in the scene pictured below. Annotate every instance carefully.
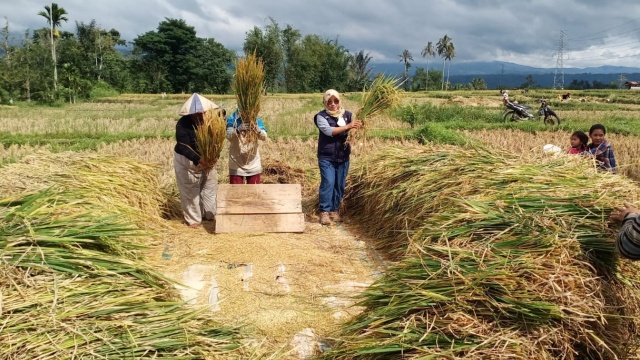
[569,26,640,43]
[567,19,639,41]
[554,30,565,90]
[566,39,640,53]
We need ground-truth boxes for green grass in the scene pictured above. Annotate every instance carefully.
[0,132,173,151]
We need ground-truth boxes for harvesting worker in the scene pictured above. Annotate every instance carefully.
[610,202,640,260]
[226,108,268,184]
[314,89,362,226]
[174,93,219,229]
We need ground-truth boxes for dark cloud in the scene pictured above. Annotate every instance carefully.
[3,0,640,68]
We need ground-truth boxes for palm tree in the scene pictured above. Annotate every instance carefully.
[421,41,435,91]
[38,3,68,91]
[436,34,451,90]
[444,42,455,90]
[398,49,413,91]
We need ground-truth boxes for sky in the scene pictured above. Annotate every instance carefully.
[3,0,640,69]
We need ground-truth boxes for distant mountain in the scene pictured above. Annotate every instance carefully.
[372,60,640,77]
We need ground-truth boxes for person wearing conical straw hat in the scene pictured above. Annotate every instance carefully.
[611,202,640,260]
[174,93,220,228]
[225,107,268,184]
[314,89,362,226]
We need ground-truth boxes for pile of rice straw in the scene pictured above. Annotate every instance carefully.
[232,52,264,143]
[0,153,251,359]
[0,151,167,227]
[321,145,640,359]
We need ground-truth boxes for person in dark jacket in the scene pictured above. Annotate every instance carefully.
[611,202,640,260]
[174,94,220,228]
[314,89,362,225]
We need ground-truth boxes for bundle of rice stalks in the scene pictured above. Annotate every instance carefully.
[0,188,248,359]
[232,52,265,143]
[325,145,640,358]
[195,109,226,173]
[348,75,401,146]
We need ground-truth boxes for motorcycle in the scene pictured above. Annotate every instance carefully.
[537,98,560,126]
[502,96,535,122]
[501,96,560,126]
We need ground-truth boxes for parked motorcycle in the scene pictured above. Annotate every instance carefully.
[537,98,560,126]
[502,95,535,122]
[501,95,560,126]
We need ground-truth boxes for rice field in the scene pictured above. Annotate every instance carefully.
[1,89,640,358]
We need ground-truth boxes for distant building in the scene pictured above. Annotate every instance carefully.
[624,81,640,90]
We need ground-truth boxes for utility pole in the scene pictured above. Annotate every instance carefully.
[553,30,565,90]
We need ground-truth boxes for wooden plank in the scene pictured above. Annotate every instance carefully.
[215,213,305,233]
[216,184,302,214]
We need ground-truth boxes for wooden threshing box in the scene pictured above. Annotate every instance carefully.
[215,184,305,233]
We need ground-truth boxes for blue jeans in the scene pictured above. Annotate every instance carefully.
[318,159,349,213]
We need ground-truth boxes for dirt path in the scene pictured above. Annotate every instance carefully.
[144,218,384,358]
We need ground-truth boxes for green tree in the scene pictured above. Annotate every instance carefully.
[471,77,487,90]
[281,24,301,93]
[436,34,451,90]
[444,41,455,90]
[398,49,413,91]
[76,20,126,82]
[133,18,232,94]
[348,50,372,91]
[243,18,283,92]
[421,41,435,91]
[410,67,442,91]
[192,38,235,93]
[38,2,68,91]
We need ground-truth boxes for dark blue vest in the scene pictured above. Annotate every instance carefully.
[314,110,352,162]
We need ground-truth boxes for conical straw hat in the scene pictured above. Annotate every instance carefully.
[178,93,219,115]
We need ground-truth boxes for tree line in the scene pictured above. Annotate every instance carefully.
[0,3,462,104]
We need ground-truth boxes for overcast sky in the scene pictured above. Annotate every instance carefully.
[3,0,640,69]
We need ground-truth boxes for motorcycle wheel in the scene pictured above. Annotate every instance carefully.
[503,111,518,122]
[544,114,560,126]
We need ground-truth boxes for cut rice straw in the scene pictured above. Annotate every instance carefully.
[321,144,640,359]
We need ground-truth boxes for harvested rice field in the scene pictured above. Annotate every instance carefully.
[2,90,640,359]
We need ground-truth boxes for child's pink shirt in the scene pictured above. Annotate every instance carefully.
[567,147,582,154]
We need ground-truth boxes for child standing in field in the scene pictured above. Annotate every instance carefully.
[587,124,617,173]
[567,130,588,154]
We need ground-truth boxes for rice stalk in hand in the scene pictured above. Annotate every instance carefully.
[232,52,264,143]
[195,109,226,173]
[348,75,401,146]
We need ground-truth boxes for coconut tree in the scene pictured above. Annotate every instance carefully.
[444,42,455,90]
[421,41,435,91]
[398,49,413,91]
[436,34,451,90]
[38,3,68,91]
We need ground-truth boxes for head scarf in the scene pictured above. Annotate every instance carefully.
[323,89,346,117]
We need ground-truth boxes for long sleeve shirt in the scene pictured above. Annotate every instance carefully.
[174,115,200,165]
[617,213,640,260]
[315,113,347,136]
